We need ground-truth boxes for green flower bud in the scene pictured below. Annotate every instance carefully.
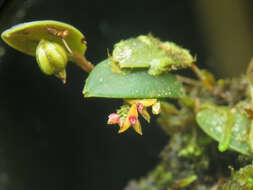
[36,39,68,83]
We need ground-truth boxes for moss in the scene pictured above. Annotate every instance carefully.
[125,74,253,190]
[219,165,253,190]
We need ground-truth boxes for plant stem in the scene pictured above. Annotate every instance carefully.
[190,63,214,94]
[61,38,94,73]
[176,75,202,86]
[71,51,94,72]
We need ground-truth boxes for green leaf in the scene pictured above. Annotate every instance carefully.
[83,59,185,99]
[112,36,170,69]
[111,35,193,76]
[196,107,251,155]
[1,20,86,61]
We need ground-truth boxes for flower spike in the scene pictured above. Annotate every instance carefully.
[107,99,161,135]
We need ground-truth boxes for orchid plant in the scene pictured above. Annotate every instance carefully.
[2,20,253,190]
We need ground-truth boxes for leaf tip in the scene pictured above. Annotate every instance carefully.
[83,90,93,98]
[218,143,228,152]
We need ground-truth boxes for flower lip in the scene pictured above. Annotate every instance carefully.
[129,115,137,125]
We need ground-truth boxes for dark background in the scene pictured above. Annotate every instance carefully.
[0,1,252,190]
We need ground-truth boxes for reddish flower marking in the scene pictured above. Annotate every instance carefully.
[129,115,137,125]
[136,103,144,113]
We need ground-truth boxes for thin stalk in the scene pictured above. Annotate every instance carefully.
[176,75,202,86]
[190,63,214,94]
[62,38,94,73]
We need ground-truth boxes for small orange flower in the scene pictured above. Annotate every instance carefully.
[118,104,143,135]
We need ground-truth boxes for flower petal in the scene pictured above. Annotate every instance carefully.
[128,104,138,119]
[141,108,151,123]
[133,120,143,135]
[125,99,157,107]
[118,119,131,133]
[152,102,161,114]
[140,99,157,107]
